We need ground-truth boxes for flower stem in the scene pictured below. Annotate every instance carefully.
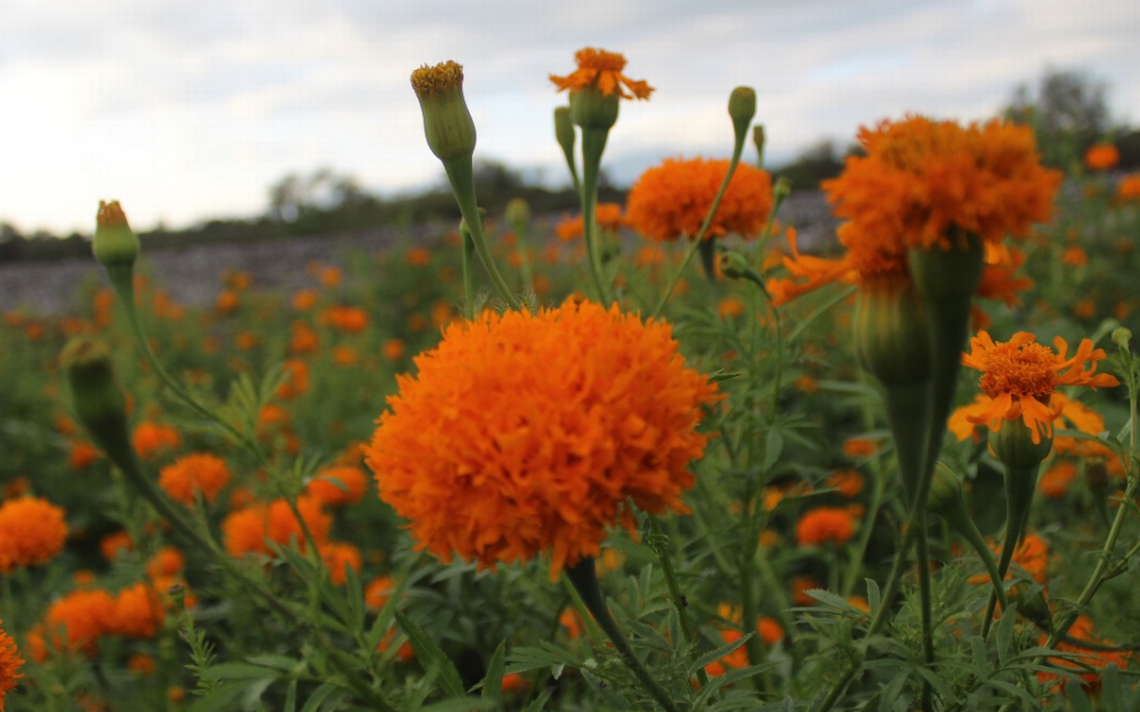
[579,127,614,305]
[646,515,709,688]
[565,558,680,712]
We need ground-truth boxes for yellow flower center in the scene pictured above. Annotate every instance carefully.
[410,61,463,96]
[977,340,1058,400]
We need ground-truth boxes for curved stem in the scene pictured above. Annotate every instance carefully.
[579,127,613,304]
[565,558,680,712]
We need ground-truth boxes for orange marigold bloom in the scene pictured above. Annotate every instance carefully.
[69,441,100,470]
[365,300,719,578]
[222,497,331,556]
[1084,142,1119,171]
[132,422,181,460]
[215,289,239,314]
[110,583,164,639]
[842,437,879,458]
[100,531,133,561]
[318,541,362,585]
[626,157,773,242]
[37,589,116,657]
[826,470,864,498]
[275,359,310,400]
[796,507,857,546]
[364,575,396,610]
[289,320,320,355]
[826,116,1061,252]
[555,203,624,242]
[158,453,231,506]
[549,47,653,100]
[1061,246,1088,266]
[1037,615,1129,691]
[0,621,23,707]
[960,331,1119,443]
[383,338,406,362]
[1038,460,1077,499]
[305,466,369,506]
[406,247,431,266]
[0,497,68,572]
[292,289,320,312]
[1117,174,1140,201]
[323,305,369,333]
[146,547,185,579]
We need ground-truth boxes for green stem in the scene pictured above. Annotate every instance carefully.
[916,517,935,712]
[646,515,709,688]
[442,158,523,311]
[565,558,680,712]
[579,127,613,304]
[982,464,1037,638]
[459,222,475,319]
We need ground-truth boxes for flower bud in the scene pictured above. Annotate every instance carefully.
[906,230,985,307]
[93,201,140,266]
[569,88,620,130]
[753,125,766,166]
[61,337,130,457]
[774,176,792,203]
[410,61,477,162]
[926,464,970,527]
[728,86,756,145]
[989,417,1053,472]
[718,251,753,281]
[853,281,931,387]
[505,198,531,234]
[1112,327,1132,350]
[554,106,576,156]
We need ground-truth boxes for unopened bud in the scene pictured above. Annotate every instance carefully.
[505,198,531,233]
[728,87,757,144]
[718,252,752,281]
[1112,327,1132,350]
[753,125,766,166]
[61,337,130,456]
[93,201,139,266]
[554,106,576,156]
[410,61,477,162]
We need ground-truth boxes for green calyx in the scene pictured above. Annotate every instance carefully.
[569,87,619,131]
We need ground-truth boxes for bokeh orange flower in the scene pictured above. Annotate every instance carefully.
[796,507,857,546]
[0,497,68,572]
[110,583,164,639]
[0,621,23,708]
[305,466,369,507]
[159,453,231,506]
[626,157,773,242]
[959,331,1119,443]
[31,589,116,658]
[1084,142,1119,171]
[323,305,369,333]
[365,299,719,578]
[1117,174,1140,202]
[555,203,624,242]
[133,422,182,460]
[318,541,362,585]
[223,497,331,557]
[549,48,653,100]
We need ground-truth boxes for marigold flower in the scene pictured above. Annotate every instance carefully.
[1061,246,1088,266]
[1038,460,1077,499]
[318,541,362,585]
[305,466,369,506]
[289,320,320,355]
[555,203,624,242]
[132,422,181,460]
[36,589,116,657]
[69,441,101,470]
[292,289,319,311]
[158,453,231,506]
[275,360,310,400]
[0,497,68,572]
[825,470,864,498]
[146,547,185,579]
[222,497,331,557]
[549,48,653,100]
[1084,142,1119,171]
[842,437,879,458]
[0,621,24,707]
[406,247,431,266]
[365,300,719,578]
[796,507,857,546]
[1117,174,1140,201]
[100,531,133,561]
[110,583,164,639]
[382,338,406,362]
[959,331,1119,443]
[1037,615,1128,691]
[323,305,369,333]
[626,158,773,242]
[364,575,396,610]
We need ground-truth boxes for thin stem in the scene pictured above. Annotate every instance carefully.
[916,518,935,712]
[645,515,709,689]
[579,127,613,304]
[443,158,523,311]
[459,222,475,319]
[565,559,680,712]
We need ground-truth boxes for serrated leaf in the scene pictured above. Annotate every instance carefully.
[480,640,506,704]
[396,611,466,698]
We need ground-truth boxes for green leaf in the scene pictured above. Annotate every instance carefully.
[480,640,506,704]
[865,579,881,616]
[762,429,784,472]
[993,604,1017,666]
[395,611,467,698]
[299,683,341,712]
[878,670,909,712]
[690,632,753,677]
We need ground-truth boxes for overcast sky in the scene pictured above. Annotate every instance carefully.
[2,0,1137,235]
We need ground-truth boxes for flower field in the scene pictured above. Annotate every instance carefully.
[3,48,1140,711]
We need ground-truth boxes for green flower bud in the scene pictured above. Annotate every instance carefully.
[774,176,792,202]
[927,464,971,528]
[989,417,1053,472]
[61,337,131,460]
[728,86,756,145]
[569,87,620,130]
[753,125,766,166]
[410,61,477,162]
[906,230,985,307]
[505,198,531,234]
[554,106,576,156]
[718,251,753,281]
[93,200,139,266]
[853,281,932,387]
[1112,327,1132,350]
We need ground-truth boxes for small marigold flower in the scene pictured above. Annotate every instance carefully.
[292,289,319,312]
[146,547,185,579]
[826,470,864,498]
[132,422,182,460]
[1061,246,1088,266]
[0,497,69,572]
[69,441,100,470]
[275,360,310,400]
[555,203,624,242]
[318,541,362,585]
[110,583,164,639]
[382,338,406,362]
[1117,174,1140,201]
[0,621,24,706]
[406,247,431,266]
[305,466,369,506]
[959,331,1119,444]
[365,300,719,578]
[1084,142,1119,171]
[323,305,369,333]
[549,47,653,100]
[1038,460,1077,499]
[626,157,773,242]
[100,531,133,561]
[36,589,116,658]
[364,575,396,610]
[796,507,857,546]
[222,497,331,557]
[842,437,879,458]
[158,453,231,506]
[1037,615,1128,691]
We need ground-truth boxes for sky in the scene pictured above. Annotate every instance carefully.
[2,0,1138,236]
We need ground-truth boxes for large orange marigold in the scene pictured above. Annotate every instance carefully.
[0,497,68,572]
[626,157,773,242]
[0,622,23,709]
[364,300,719,577]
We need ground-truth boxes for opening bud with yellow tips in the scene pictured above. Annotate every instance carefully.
[93,200,140,266]
[410,61,477,162]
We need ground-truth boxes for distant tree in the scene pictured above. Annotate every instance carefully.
[268,169,370,224]
[1004,68,1111,169]
[773,140,847,190]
